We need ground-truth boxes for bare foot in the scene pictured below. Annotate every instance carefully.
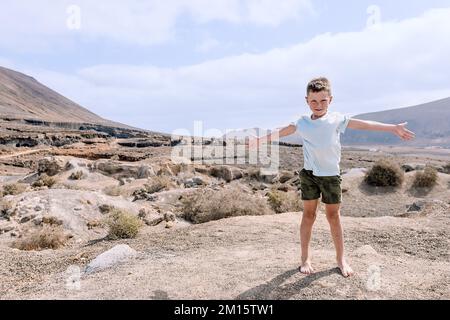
[299,260,314,275]
[337,260,354,278]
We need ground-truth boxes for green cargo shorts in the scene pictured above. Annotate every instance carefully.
[299,169,343,204]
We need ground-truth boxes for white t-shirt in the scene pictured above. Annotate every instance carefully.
[293,112,350,177]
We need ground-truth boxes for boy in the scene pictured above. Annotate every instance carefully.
[250,77,415,277]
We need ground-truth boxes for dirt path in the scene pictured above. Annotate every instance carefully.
[0,148,52,159]
[1,211,448,300]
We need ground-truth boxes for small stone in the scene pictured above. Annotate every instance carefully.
[34,205,43,211]
[165,221,174,228]
[164,212,176,222]
[74,207,82,211]
[407,201,427,212]
[20,215,36,224]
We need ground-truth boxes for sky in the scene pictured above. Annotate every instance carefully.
[1,0,450,137]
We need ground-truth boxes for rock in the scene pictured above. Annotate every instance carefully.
[210,165,243,182]
[18,173,40,184]
[34,205,43,211]
[19,214,36,224]
[137,165,155,179]
[401,163,425,172]
[37,157,66,176]
[194,166,210,175]
[251,183,269,191]
[144,216,164,226]
[85,244,138,274]
[258,169,279,184]
[0,225,14,234]
[33,218,43,226]
[184,176,207,188]
[276,184,294,192]
[406,201,427,212]
[164,212,176,222]
[192,176,207,185]
[165,221,174,228]
[279,171,295,183]
[74,207,82,211]
[138,208,147,219]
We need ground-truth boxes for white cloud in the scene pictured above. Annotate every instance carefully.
[24,7,450,134]
[195,38,222,53]
[0,0,314,50]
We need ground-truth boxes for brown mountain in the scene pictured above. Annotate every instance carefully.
[342,97,450,147]
[0,66,136,130]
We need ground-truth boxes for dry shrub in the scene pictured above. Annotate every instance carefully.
[267,190,302,213]
[105,208,142,239]
[364,159,404,187]
[69,170,84,180]
[32,175,56,188]
[2,183,27,195]
[132,176,174,198]
[181,186,273,224]
[12,226,69,251]
[412,166,438,189]
[42,216,63,226]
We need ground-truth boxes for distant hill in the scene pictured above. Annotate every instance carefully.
[0,66,137,130]
[342,97,450,147]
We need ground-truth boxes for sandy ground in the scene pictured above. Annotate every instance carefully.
[0,145,448,300]
[1,208,448,300]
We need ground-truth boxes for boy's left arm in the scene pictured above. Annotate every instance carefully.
[347,119,416,141]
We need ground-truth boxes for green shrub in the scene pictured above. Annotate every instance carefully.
[105,208,142,239]
[412,166,438,188]
[364,159,404,187]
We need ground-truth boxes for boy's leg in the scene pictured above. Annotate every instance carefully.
[299,199,319,274]
[324,203,354,277]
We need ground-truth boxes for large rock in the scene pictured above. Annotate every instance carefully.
[210,165,243,182]
[84,244,138,274]
[93,160,154,179]
[137,165,155,179]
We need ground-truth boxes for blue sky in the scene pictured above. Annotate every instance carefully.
[1,0,450,136]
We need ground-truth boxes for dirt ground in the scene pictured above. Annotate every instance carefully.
[0,144,449,300]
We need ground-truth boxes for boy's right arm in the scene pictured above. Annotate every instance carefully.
[249,124,297,148]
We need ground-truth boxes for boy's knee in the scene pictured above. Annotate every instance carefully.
[325,210,340,222]
[303,210,317,220]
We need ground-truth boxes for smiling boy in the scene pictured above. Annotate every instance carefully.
[250,77,415,277]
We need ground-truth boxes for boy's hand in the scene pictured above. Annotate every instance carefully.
[393,122,415,141]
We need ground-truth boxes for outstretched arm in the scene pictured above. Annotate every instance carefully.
[248,124,297,149]
[347,119,415,141]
